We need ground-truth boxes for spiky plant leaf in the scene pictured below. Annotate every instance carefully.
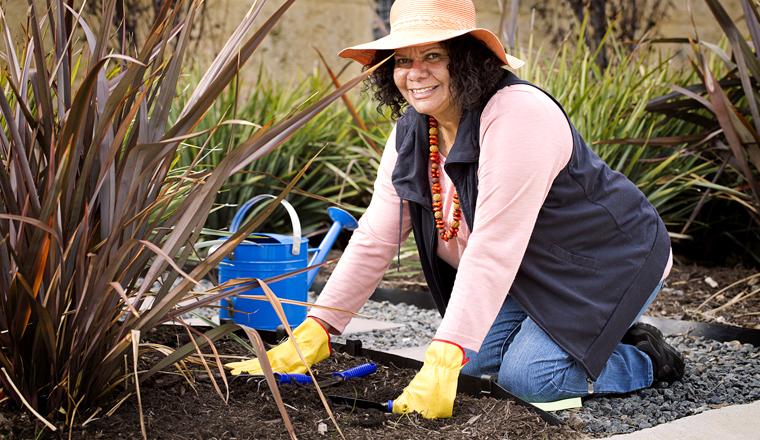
[0,0,372,428]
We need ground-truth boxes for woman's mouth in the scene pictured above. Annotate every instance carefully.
[410,85,437,99]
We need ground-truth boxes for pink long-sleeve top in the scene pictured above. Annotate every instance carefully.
[309,84,671,352]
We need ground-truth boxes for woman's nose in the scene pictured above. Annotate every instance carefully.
[407,59,429,80]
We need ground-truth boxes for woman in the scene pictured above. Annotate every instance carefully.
[227,0,684,419]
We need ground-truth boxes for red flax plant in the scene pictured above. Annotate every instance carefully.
[646,0,760,261]
[0,0,373,433]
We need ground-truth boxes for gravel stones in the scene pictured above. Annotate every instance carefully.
[328,297,441,350]
[556,335,760,437]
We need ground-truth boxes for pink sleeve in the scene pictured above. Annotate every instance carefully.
[434,86,573,350]
[309,125,412,332]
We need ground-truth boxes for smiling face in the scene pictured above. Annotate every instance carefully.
[393,43,461,127]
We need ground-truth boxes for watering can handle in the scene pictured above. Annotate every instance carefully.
[229,195,302,256]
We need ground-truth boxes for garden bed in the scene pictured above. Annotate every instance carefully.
[0,326,584,439]
[1,257,757,439]
[648,262,759,330]
[2,324,757,439]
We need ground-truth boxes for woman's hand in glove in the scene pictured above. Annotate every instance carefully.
[392,339,468,418]
[225,317,332,375]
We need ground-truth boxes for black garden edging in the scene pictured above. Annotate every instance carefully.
[312,282,760,348]
[640,315,760,347]
[333,339,563,426]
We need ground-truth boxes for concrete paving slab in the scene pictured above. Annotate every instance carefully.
[342,317,403,335]
[384,345,427,362]
[605,400,760,440]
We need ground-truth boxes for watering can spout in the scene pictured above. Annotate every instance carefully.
[306,207,358,287]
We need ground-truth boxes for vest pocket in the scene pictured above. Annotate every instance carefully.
[549,243,598,270]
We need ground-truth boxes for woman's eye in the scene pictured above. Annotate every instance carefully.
[425,53,441,61]
[395,58,412,67]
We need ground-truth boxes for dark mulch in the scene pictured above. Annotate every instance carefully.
[0,326,584,439]
[649,262,760,330]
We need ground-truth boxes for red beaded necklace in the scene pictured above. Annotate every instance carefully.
[428,116,461,242]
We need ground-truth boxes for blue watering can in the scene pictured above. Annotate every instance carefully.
[218,195,358,330]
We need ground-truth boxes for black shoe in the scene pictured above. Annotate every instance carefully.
[622,322,685,384]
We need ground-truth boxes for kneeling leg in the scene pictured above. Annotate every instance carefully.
[499,318,653,402]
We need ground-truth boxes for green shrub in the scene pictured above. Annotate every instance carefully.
[173,72,389,238]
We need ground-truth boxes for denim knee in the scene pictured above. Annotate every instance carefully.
[499,356,562,402]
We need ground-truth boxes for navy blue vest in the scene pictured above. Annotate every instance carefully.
[391,73,671,379]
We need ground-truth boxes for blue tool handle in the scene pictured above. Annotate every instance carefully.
[275,373,313,385]
[387,400,394,413]
[332,362,377,380]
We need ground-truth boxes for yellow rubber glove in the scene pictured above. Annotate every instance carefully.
[225,317,331,375]
[392,339,468,419]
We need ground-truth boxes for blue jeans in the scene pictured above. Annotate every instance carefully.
[461,282,663,402]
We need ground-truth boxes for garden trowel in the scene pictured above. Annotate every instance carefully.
[274,362,378,387]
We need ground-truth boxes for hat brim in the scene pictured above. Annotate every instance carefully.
[339,28,524,69]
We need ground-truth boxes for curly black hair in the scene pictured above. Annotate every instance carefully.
[364,34,509,119]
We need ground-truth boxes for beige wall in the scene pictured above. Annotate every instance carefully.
[473,0,746,51]
[196,0,746,82]
[235,0,375,79]
[0,0,746,83]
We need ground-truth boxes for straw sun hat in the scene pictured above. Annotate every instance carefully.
[339,0,524,69]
